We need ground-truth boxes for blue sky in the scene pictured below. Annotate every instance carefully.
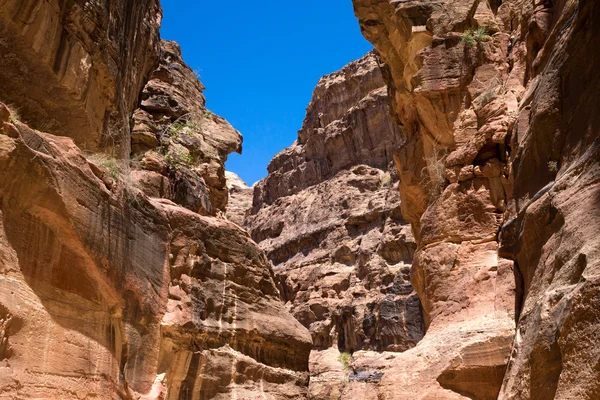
[160,1,372,185]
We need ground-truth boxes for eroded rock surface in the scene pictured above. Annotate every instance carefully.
[0,100,311,399]
[243,52,425,398]
[225,171,252,226]
[0,3,311,399]
[0,0,162,153]
[352,0,600,398]
[130,40,242,216]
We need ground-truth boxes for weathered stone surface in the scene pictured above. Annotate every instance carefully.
[0,103,312,399]
[131,40,243,216]
[225,171,252,226]
[498,1,600,398]
[244,52,425,398]
[352,0,600,398]
[0,0,162,153]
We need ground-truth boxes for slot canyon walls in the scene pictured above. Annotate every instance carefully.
[0,1,312,399]
[236,52,426,399]
[350,0,600,399]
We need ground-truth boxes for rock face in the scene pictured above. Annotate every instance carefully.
[243,52,425,398]
[130,40,242,216]
[352,0,600,398]
[0,0,162,154]
[225,171,252,226]
[0,4,312,400]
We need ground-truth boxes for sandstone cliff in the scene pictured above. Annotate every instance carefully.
[352,0,600,399]
[0,3,311,399]
[242,52,425,399]
[0,0,162,154]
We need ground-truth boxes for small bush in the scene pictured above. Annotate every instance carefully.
[242,201,250,208]
[165,145,195,170]
[6,105,20,124]
[88,154,123,181]
[478,89,497,106]
[202,145,220,160]
[461,27,490,47]
[548,161,558,173]
[422,150,447,202]
[339,352,352,372]
[380,172,392,187]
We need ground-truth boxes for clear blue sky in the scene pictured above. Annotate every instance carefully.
[160,1,372,185]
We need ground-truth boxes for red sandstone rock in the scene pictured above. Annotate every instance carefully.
[242,52,425,398]
[352,0,600,398]
[0,104,312,399]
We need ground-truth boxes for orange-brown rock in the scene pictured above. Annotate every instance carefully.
[0,103,312,399]
[244,52,425,398]
[225,171,252,226]
[131,40,242,216]
[0,0,162,154]
[352,0,600,398]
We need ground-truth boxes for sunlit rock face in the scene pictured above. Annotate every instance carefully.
[242,52,426,398]
[0,104,312,400]
[0,2,312,398]
[352,0,600,398]
[130,40,242,216]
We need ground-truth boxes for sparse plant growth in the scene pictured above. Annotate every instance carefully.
[422,148,448,202]
[203,109,213,118]
[6,105,20,124]
[169,120,197,138]
[461,27,490,47]
[242,201,250,208]
[193,69,202,81]
[478,89,497,106]
[202,145,220,160]
[380,171,392,187]
[165,145,195,170]
[548,161,558,172]
[339,352,352,372]
[87,153,124,181]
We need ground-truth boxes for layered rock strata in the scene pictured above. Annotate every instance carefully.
[244,52,425,398]
[0,0,162,153]
[352,0,600,398]
[0,3,312,399]
[225,171,253,226]
[130,40,242,216]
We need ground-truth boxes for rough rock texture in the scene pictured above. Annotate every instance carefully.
[0,2,312,398]
[0,0,162,154]
[225,171,252,226]
[130,40,242,216]
[244,52,425,398]
[352,0,600,398]
[0,102,312,399]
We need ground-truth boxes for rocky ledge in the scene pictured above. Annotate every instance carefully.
[238,52,426,398]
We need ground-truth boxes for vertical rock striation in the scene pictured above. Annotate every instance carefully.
[0,3,312,399]
[0,0,162,153]
[352,0,600,398]
[243,52,425,399]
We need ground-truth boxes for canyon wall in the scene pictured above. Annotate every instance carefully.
[352,0,600,399]
[243,52,426,399]
[0,0,162,154]
[0,3,312,399]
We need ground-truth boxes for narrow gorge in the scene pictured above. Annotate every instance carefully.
[0,1,598,400]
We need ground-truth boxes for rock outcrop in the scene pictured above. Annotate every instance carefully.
[225,172,252,226]
[352,0,600,398]
[243,52,425,398]
[0,0,162,154]
[130,40,242,216]
[0,3,311,399]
